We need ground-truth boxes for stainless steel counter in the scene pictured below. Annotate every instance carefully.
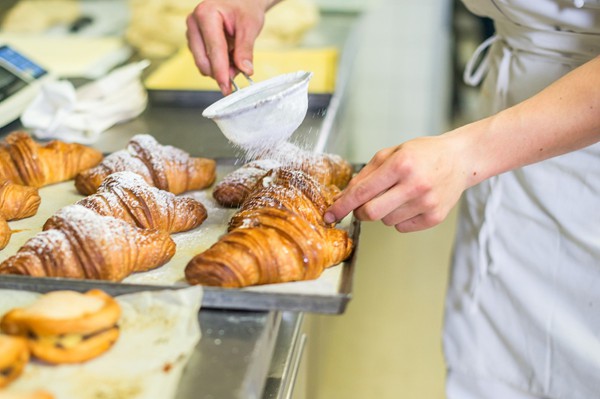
[177,310,282,399]
[179,311,305,399]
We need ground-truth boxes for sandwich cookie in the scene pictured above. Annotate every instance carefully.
[0,289,121,364]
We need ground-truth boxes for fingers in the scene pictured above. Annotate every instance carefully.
[189,5,232,95]
[352,184,409,222]
[198,15,232,94]
[352,183,444,231]
[324,147,400,223]
[232,20,262,76]
[343,147,393,193]
[394,211,444,233]
[324,162,399,224]
[186,15,212,77]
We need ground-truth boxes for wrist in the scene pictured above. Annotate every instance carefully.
[445,118,497,189]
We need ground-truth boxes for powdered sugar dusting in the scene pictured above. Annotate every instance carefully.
[99,150,148,177]
[130,134,192,180]
[25,228,69,257]
[98,171,176,213]
[89,135,200,192]
[50,205,154,251]
[217,161,280,187]
[238,141,340,172]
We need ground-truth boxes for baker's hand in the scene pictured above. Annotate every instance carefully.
[186,0,274,95]
[324,135,470,232]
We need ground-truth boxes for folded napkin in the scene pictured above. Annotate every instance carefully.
[21,60,150,144]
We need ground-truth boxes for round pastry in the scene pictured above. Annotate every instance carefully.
[0,289,121,364]
[0,334,29,388]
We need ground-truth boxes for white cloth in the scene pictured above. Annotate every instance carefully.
[444,1,600,398]
[20,60,150,144]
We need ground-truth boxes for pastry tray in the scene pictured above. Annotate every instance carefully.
[0,159,361,314]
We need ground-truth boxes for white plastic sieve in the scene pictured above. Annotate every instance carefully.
[202,71,313,151]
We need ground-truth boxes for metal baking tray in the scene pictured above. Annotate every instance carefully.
[0,159,361,314]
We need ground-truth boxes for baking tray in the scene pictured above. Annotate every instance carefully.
[0,159,362,314]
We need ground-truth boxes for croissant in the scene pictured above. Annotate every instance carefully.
[185,169,353,288]
[229,168,340,229]
[0,131,103,187]
[76,171,207,233]
[212,159,282,207]
[0,217,11,250]
[0,205,176,281]
[0,180,41,221]
[74,134,216,196]
[213,144,352,207]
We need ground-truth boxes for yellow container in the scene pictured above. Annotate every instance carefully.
[144,46,339,94]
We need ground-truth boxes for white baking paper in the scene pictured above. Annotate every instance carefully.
[0,286,203,399]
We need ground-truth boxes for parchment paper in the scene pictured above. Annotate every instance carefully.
[0,286,203,399]
[0,180,349,297]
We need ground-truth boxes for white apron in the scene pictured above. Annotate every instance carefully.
[443,1,600,398]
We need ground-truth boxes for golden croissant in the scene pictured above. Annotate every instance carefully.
[213,145,352,207]
[212,159,283,207]
[0,216,11,250]
[0,131,103,187]
[76,171,207,233]
[0,180,41,221]
[0,180,41,250]
[185,169,354,288]
[229,168,340,229]
[0,205,176,281]
[75,134,216,195]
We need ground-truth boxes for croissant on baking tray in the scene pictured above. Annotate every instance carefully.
[0,217,11,250]
[213,143,352,207]
[75,134,216,196]
[229,168,340,229]
[0,180,42,250]
[0,205,176,281]
[0,131,103,187]
[0,180,41,221]
[212,159,284,207]
[185,168,354,288]
[76,171,207,233]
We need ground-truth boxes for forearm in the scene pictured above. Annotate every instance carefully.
[453,56,600,187]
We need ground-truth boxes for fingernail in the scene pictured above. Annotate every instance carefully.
[243,60,253,74]
[219,83,229,94]
[324,212,335,224]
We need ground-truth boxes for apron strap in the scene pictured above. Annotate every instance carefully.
[469,175,504,313]
[463,35,499,87]
[464,34,513,113]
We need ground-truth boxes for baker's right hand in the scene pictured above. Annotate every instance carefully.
[324,135,472,233]
[187,0,277,95]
